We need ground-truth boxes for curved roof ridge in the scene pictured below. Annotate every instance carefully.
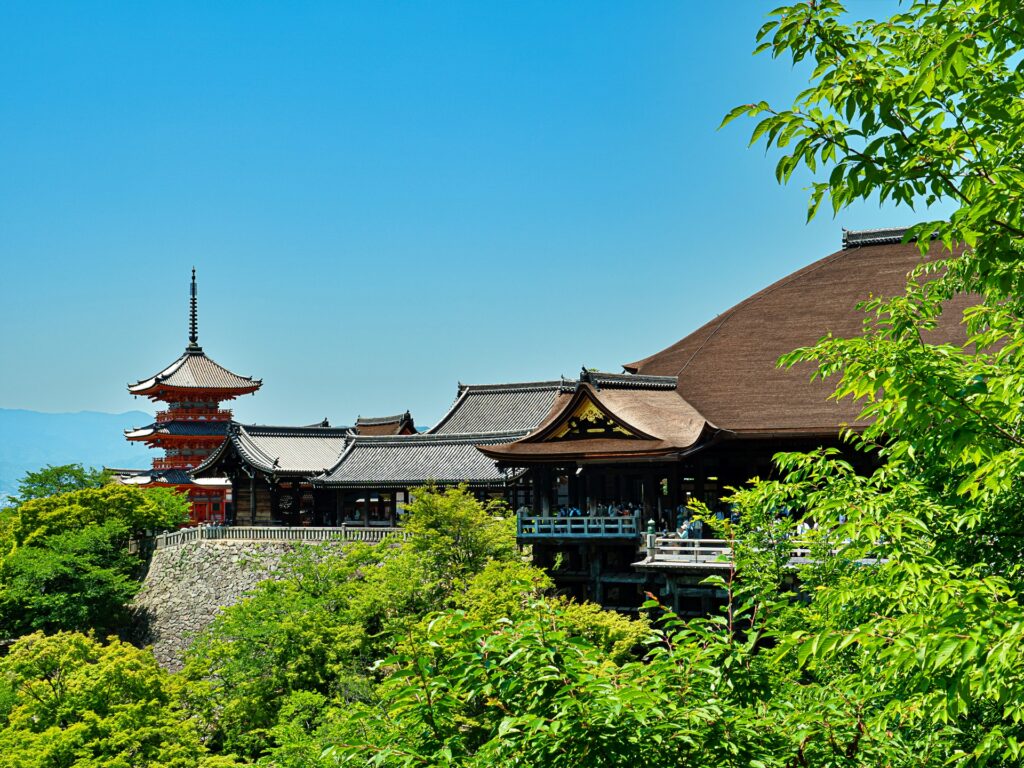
[428,380,562,435]
[458,380,563,393]
[128,347,261,395]
[240,424,353,436]
[351,429,527,446]
[523,384,659,443]
[321,438,358,476]
[232,424,280,470]
[621,235,967,435]
[426,385,472,434]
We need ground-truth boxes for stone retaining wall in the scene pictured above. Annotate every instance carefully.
[132,539,300,670]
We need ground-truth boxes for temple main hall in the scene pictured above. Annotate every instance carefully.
[123,228,969,608]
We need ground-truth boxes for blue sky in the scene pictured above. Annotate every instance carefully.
[0,2,946,427]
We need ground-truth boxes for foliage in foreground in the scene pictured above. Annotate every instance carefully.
[0,631,239,768]
[5,463,110,509]
[0,484,188,638]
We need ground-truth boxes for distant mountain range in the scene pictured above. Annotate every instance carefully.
[0,408,154,501]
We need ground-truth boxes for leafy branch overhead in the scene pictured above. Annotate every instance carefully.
[722,0,1024,292]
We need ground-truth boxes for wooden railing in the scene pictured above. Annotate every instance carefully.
[155,408,233,422]
[639,537,734,568]
[150,525,406,550]
[517,514,642,538]
[638,536,871,570]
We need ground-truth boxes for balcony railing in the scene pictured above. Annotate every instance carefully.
[636,535,879,570]
[517,514,641,539]
[155,408,233,423]
[636,537,734,569]
[148,525,407,551]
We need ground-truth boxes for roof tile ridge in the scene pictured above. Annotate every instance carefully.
[461,380,562,392]
[356,413,409,424]
[128,350,191,391]
[319,439,358,477]
[187,349,260,384]
[351,429,527,445]
[242,423,352,435]
[232,424,280,470]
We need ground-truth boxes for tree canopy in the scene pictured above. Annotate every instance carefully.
[5,463,109,508]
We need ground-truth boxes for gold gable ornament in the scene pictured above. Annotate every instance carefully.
[551,400,636,441]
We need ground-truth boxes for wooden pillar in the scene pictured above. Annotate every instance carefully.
[668,463,680,528]
[249,475,256,525]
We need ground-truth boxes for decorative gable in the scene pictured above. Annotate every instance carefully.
[550,399,640,441]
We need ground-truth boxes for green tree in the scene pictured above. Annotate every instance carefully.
[6,463,110,508]
[722,0,1024,294]
[709,1,1024,763]
[12,484,188,546]
[179,489,599,764]
[0,486,187,638]
[0,631,241,768]
[401,486,517,586]
[0,521,140,637]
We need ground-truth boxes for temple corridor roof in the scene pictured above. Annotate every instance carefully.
[194,423,353,476]
[316,432,524,488]
[428,381,561,434]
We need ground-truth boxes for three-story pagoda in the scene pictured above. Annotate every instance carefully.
[120,270,261,523]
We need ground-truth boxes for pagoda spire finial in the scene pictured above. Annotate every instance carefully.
[188,267,200,350]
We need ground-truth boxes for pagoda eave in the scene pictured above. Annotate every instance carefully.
[130,384,261,401]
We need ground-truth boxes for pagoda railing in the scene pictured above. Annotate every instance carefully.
[517,514,641,539]
[152,458,199,470]
[155,408,233,423]
[149,525,407,550]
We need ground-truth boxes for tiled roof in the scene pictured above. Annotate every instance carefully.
[624,236,970,436]
[194,423,353,476]
[129,348,261,396]
[316,432,524,488]
[125,421,230,439]
[355,411,415,436]
[428,381,561,435]
[114,468,227,487]
[356,412,410,426]
[480,382,711,463]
